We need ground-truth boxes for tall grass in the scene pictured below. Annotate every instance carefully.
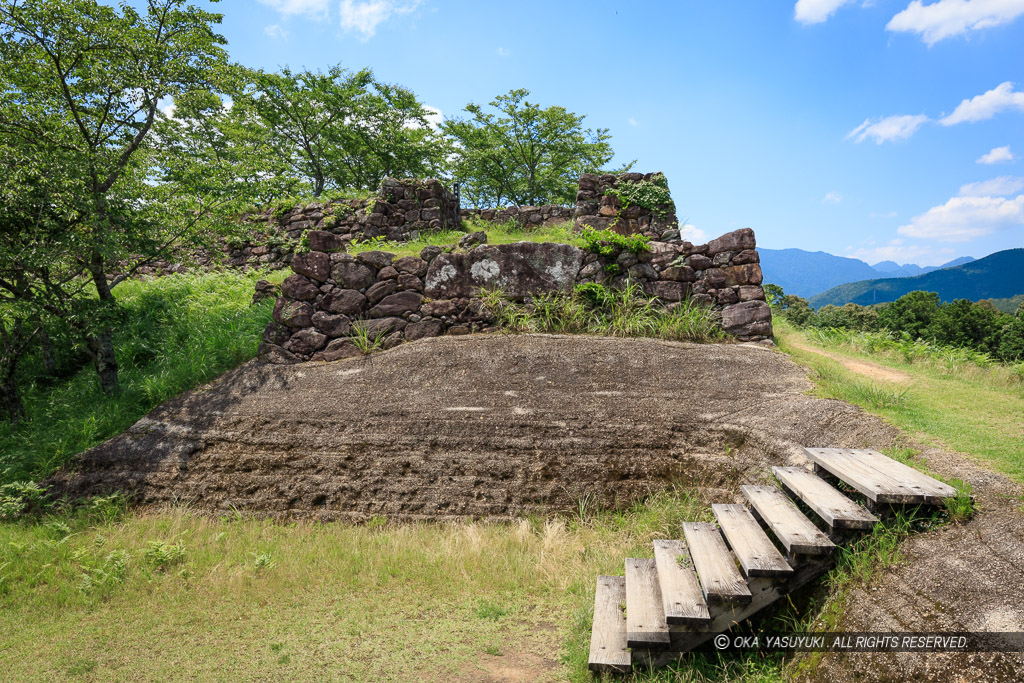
[803,326,1024,387]
[480,282,726,344]
[0,271,277,486]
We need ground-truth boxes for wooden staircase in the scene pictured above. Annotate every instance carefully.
[588,447,959,673]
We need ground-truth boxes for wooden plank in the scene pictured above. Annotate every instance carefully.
[588,575,631,673]
[681,522,752,604]
[741,485,836,556]
[712,504,794,578]
[844,449,958,504]
[803,447,923,504]
[625,558,671,648]
[633,558,834,666]
[772,466,878,530]
[652,540,711,626]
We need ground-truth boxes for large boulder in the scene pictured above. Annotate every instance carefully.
[720,300,773,340]
[281,274,320,301]
[707,228,756,255]
[424,242,584,299]
[370,291,424,318]
[291,252,331,282]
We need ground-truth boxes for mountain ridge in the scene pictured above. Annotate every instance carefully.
[807,249,1024,308]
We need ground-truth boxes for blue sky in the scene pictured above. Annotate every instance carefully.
[217,0,1023,265]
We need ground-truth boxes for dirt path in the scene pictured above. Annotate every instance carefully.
[784,336,912,383]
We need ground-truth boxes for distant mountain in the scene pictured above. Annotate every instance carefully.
[870,256,975,278]
[809,249,1024,308]
[939,256,976,269]
[872,260,931,277]
[759,248,881,298]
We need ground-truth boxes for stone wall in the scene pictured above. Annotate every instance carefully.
[459,205,574,228]
[133,177,459,277]
[258,227,771,364]
[573,172,680,240]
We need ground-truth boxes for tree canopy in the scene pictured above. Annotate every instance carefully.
[442,89,618,208]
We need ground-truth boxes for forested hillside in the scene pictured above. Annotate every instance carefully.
[809,249,1024,308]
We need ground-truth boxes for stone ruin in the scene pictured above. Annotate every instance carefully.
[133,177,460,277]
[573,172,680,239]
[258,225,771,364]
[459,204,574,228]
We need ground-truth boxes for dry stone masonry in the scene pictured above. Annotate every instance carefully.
[573,172,680,239]
[459,204,574,228]
[133,178,460,277]
[258,226,770,364]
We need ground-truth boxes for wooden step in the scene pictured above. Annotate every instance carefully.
[681,522,752,603]
[625,558,670,648]
[803,447,936,504]
[773,466,878,530]
[844,449,957,504]
[652,540,711,626]
[741,485,836,556]
[712,504,794,578]
[588,576,631,673]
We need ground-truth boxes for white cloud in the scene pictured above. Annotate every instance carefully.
[847,114,929,144]
[897,193,1024,241]
[940,81,1024,125]
[258,0,330,19]
[822,191,843,204]
[422,105,442,129]
[496,47,511,57]
[794,0,857,24]
[958,175,1024,196]
[339,0,421,38]
[679,224,707,244]
[846,240,956,266]
[628,117,639,127]
[264,23,288,39]
[887,0,1024,45]
[977,145,1016,164]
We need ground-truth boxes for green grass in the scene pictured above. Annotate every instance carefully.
[480,282,726,344]
[775,318,1024,482]
[345,218,582,259]
[0,270,282,487]
[0,486,718,682]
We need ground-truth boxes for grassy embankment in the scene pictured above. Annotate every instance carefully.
[773,318,1024,482]
[0,246,1013,681]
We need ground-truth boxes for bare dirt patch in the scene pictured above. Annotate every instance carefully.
[50,334,897,520]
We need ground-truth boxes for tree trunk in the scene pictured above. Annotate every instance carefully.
[313,172,325,198]
[88,252,120,394]
[86,331,119,395]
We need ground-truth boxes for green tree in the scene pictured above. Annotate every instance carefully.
[925,299,1006,353]
[876,291,941,339]
[810,303,879,331]
[997,315,1024,362]
[762,283,785,308]
[0,0,233,393]
[236,65,446,196]
[442,88,617,208]
[777,294,814,326]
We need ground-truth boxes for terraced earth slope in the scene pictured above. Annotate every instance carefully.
[50,334,894,520]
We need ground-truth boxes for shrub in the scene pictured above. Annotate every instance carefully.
[603,173,673,216]
[579,226,650,256]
